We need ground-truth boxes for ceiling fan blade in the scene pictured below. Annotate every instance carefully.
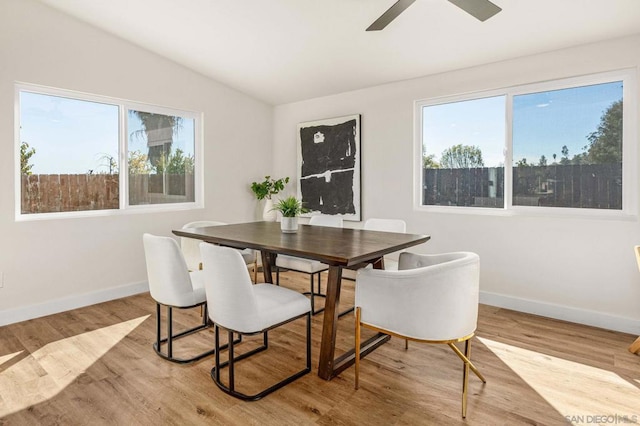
[366,0,417,31]
[447,0,502,22]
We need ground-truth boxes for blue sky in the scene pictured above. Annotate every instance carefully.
[20,91,194,174]
[423,81,623,167]
[20,92,119,174]
[423,95,506,167]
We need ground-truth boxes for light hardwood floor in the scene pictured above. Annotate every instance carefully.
[0,271,639,425]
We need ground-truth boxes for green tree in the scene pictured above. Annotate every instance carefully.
[538,155,547,167]
[516,158,530,167]
[130,111,182,169]
[128,150,152,174]
[423,154,440,168]
[20,141,36,175]
[586,100,622,164]
[571,152,589,165]
[559,145,571,165]
[163,149,194,174]
[440,144,484,169]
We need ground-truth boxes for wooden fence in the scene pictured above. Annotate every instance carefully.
[423,163,622,209]
[21,173,195,214]
[21,174,119,214]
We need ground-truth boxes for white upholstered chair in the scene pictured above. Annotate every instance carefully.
[354,251,486,418]
[181,221,258,282]
[142,233,215,363]
[200,243,311,401]
[276,215,344,314]
[342,218,407,281]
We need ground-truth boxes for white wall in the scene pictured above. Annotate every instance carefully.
[3,0,639,335]
[0,0,273,324]
[274,35,640,334]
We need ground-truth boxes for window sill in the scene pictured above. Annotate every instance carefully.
[414,204,637,221]
[15,202,204,222]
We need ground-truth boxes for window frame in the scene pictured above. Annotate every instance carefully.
[14,83,204,221]
[413,69,637,219]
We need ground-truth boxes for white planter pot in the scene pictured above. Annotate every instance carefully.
[262,198,277,222]
[280,216,299,233]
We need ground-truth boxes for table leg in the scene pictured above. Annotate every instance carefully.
[318,265,342,379]
[317,258,391,380]
[260,250,273,284]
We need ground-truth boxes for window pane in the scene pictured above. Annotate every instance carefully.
[19,92,119,214]
[512,82,623,209]
[127,110,195,205]
[422,96,505,208]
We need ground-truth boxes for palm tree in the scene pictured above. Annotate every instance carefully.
[129,111,181,171]
[129,111,183,198]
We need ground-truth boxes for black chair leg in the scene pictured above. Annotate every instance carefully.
[153,302,217,364]
[167,306,173,358]
[210,313,311,401]
[278,269,353,317]
[304,271,327,315]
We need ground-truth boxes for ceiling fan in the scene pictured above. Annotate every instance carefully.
[366,0,502,31]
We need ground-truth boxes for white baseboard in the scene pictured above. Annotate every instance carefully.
[480,290,640,335]
[2,284,637,335]
[0,281,149,327]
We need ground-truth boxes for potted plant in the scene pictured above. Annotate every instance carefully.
[272,196,309,233]
[250,176,289,221]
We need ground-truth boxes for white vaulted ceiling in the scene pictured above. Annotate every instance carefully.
[37,0,640,105]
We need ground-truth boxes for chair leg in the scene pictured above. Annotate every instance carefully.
[156,303,162,354]
[314,272,323,296]
[210,313,310,401]
[282,269,353,317]
[306,311,312,370]
[228,330,235,392]
[629,336,640,354]
[202,304,208,326]
[462,340,470,418]
[448,341,486,383]
[167,306,173,358]
[153,302,216,364]
[448,339,486,418]
[311,272,317,314]
[355,307,361,390]
[302,272,328,315]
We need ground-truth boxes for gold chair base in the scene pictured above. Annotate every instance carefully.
[354,307,486,418]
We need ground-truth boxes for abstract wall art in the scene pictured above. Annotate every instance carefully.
[297,114,361,221]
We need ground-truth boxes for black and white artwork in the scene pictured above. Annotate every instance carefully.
[297,114,361,221]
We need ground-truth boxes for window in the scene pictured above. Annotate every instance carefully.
[421,95,505,208]
[127,110,196,206]
[16,84,201,218]
[19,92,120,214]
[512,82,622,210]
[416,70,636,216]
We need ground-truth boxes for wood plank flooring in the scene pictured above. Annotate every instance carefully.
[0,271,639,425]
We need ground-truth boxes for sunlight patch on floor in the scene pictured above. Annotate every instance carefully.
[0,315,149,417]
[478,337,640,425]
[0,351,24,367]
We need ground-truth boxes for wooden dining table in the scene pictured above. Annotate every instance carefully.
[173,221,430,380]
